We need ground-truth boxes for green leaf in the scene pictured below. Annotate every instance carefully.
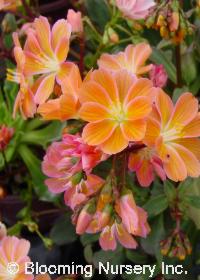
[80,233,99,246]
[141,215,165,264]
[93,246,125,269]
[186,196,200,209]
[143,194,168,218]
[18,145,57,201]
[181,52,197,85]
[164,180,176,204]
[85,0,111,32]
[125,250,148,264]
[50,214,77,245]
[84,244,93,263]
[21,121,63,147]
[150,48,176,83]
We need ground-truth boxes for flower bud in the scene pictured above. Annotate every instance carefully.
[149,64,168,88]
[0,125,14,151]
[67,9,83,34]
[76,201,96,234]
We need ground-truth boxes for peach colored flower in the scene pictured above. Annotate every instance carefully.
[7,33,37,119]
[116,0,155,20]
[0,236,33,280]
[117,190,150,237]
[99,221,138,251]
[37,63,82,121]
[144,89,200,181]
[42,134,106,193]
[23,16,71,105]
[128,147,166,187]
[67,9,83,33]
[76,203,95,234]
[98,43,153,76]
[79,69,154,154]
[64,174,105,210]
[0,0,21,11]
[149,64,168,88]
[0,125,14,151]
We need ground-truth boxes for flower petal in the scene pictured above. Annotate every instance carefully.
[115,223,138,249]
[98,53,121,71]
[78,81,112,106]
[155,88,174,127]
[79,102,110,122]
[92,69,118,102]
[174,138,200,161]
[125,78,153,104]
[121,119,146,141]
[82,120,117,146]
[34,74,56,104]
[172,143,200,178]
[182,113,200,138]
[99,226,117,251]
[143,117,161,147]
[100,126,128,154]
[34,16,53,57]
[126,96,151,120]
[51,19,71,51]
[169,92,198,128]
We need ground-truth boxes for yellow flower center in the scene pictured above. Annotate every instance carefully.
[161,125,183,143]
[110,103,126,123]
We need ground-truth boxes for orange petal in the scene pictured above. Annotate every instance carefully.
[125,78,153,104]
[34,16,53,57]
[155,88,173,127]
[92,69,118,102]
[169,92,198,128]
[24,52,48,75]
[98,53,121,71]
[136,64,153,75]
[182,113,200,138]
[136,160,154,187]
[82,120,116,146]
[100,126,128,154]
[55,37,69,63]
[126,96,151,120]
[121,119,146,141]
[51,19,71,51]
[78,81,112,106]
[34,74,56,104]
[125,43,152,75]
[143,117,161,147]
[79,102,110,122]
[157,142,187,181]
[24,31,42,56]
[174,138,200,161]
[37,98,60,120]
[115,223,138,249]
[56,62,76,84]
[114,70,137,102]
[172,143,200,178]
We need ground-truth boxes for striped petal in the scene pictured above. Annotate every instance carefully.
[172,143,200,178]
[51,19,71,51]
[100,126,128,154]
[182,113,200,138]
[174,138,200,161]
[126,96,151,120]
[169,92,198,128]
[155,89,173,127]
[34,74,56,104]
[115,223,138,249]
[78,81,112,106]
[79,102,110,122]
[121,119,146,141]
[125,78,153,104]
[98,53,121,71]
[82,120,116,146]
[144,117,161,147]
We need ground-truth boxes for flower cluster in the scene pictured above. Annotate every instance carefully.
[0,125,14,151]
[10,14,200,251]
[0,223,33,280]
[146,0,193,44]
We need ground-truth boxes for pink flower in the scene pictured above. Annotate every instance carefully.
[0,125,14,151]
[64,174,105,210]
[116,0,156,20]
[67,9,83,33]
[42,134,106,193]
[117,190,139,234]
[128,147,166,187]
[99,222,138,251]
[76,203,95,234]
[149,64,168,88]
[134,207,151,238]
[0,236,33,280]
